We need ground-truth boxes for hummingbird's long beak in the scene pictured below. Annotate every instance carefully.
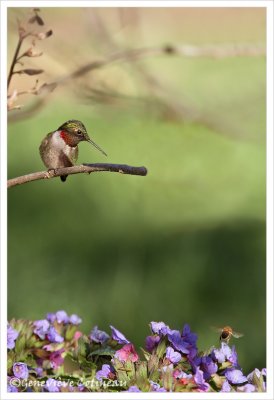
[87,138,107,156]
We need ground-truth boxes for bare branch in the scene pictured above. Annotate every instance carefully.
[7,36,24,89]
[7,163,148,188]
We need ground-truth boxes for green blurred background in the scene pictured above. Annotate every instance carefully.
[8,7,266,373]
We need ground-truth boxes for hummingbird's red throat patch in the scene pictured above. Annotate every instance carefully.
[60,131,75,147]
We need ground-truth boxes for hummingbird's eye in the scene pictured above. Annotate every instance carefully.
[77,129,82,135]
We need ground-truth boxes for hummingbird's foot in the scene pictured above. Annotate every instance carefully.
[45,168,57,179]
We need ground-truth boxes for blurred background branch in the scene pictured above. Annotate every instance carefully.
[8,8,265,130]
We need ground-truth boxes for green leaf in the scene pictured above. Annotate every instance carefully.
[140,347,150,361]
[136,361,148,380]
[148,354,160,381]
[156,338,167,359]
[218,361,232,371]
[7,357,13,371]
[75,337,89,358]
[252,371,265,392]
[15,334,26,353]
[210,374,225,391]
[89,347,115,358]
[162,365,174,391]
[112,358,134,384]
[135,361,149,391]
[65,325,77,341]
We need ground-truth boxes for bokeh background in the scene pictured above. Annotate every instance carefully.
[8,7,266,374]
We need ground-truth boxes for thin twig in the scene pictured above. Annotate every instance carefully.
[7,163,148,188]
[7,36,24,89]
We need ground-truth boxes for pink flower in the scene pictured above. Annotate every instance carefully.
[49,349,65,369]
[74,331,82,341]
[115,344,139,362]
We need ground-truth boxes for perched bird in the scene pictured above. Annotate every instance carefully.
[39,119,107,182]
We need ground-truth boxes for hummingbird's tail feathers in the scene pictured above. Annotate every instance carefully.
[60,175,68,182]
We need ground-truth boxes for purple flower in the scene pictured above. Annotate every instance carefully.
[194,367,210,392]
[89,326,110,344]
[247,368,262,382]
[7,384,18,392]
[167,330,189,354]
[145,335,160,352]
[33,319,50,340]
[35,367,43,377]
[55,310,69,324]
[174,370,193,380]
[166,346,182,363]
[247,368,266,390]
[162,364,173,373]
[110,325,129,344]
[214,342,233,363]
[7,377,18,392]
[46,313,56,323]
[13,362,29,379]
[49,350,65,369]
[45,378,59,392]
[68,383,85,392]
[225,369,247,384]
[150,321,170,336]
[150,381,167,392]
[7,325,19,350]
[229,346,238,366]
[182,324,197,347]
[237,383,256,392]
[96,364,112,381]
[69,314,82,325]
[212,343,238,367]
[199,356,218,380]
[77,383,85,391]
[182,324,198,359]
[47,326,64,343]
[127,385,141,392]
[221,380,231,392]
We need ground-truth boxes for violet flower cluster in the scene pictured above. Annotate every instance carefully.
[7,313,266,393]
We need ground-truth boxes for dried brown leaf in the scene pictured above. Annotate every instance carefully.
[25,47,43,57]
[28,15,37,24]
[36,15,44,26]
[28,14,44,26]
[37,30,53,40]
[36,82,57,95]
[16,68,44,76]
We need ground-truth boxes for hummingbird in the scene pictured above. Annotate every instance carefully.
[39,119,107,182]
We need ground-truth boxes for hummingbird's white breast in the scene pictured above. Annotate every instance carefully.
[39,130,78,169]
[52,130,69,150]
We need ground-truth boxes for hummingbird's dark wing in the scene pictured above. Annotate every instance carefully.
[58,152,74,167]
[58,147,78,182]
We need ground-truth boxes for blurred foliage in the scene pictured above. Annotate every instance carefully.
[8,7,266,375]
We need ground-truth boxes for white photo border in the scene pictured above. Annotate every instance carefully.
[1,1,273,399]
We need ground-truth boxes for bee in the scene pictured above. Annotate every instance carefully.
[213,326,243,343]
